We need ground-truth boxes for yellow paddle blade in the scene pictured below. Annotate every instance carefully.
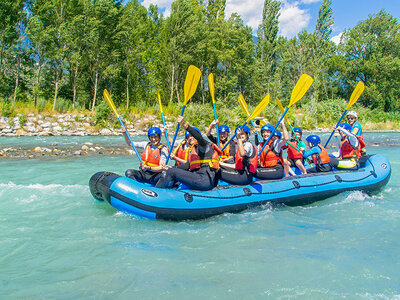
[289,74,313,107]
[259,119,267,126]
[208,73,215,103]
[246,94,270,123]
[238,94,250,116]
[276,98,290,124]
[103,89,119,118]
[157,91,163,113]
[346,81,365,110]
[184,65,201,105]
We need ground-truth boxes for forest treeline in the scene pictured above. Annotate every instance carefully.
[1,0,399,127]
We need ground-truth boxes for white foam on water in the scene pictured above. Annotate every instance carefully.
[0,181,88,193]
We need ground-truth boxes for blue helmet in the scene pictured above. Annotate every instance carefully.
[293,127,302,135]
[261,124,274,132]
[218,125,230,134]
[147,126,161,136]
[235,125,250,135]
[273,130,282,138]
[339,123,351,131]
[306,135,321,146]
[185,126,201,138]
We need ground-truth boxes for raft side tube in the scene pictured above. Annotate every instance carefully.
[89,171,121,202]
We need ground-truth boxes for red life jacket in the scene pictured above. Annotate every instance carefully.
[189,143,221,171]
[259,139,283,167]
[173,141,193,165]
[287,140,303,159]
[141,143,166,167]
[340,137,362,159]
[235,143,258,173]
[311,145,330,165]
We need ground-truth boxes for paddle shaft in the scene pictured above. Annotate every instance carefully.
[212,102,221,149]
[324,110,347,148]
[221,122,247,151]
[250,119,263,142]
[119,117,143,165]
[166,106,186,164]
[160,111,171,150]
[258,108,288,156]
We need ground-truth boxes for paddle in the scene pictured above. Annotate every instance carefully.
[324,81,365,148]
[157,91,171,150]
[165,65,201,164]
[208,73,220,149]
[238,94,263,141]
[259,74,313,156]
[221,94,270,151]
[103,89,143,164]
[276,97,301,152]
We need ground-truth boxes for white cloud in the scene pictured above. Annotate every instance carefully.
[301,0,320,4]
[331,32,343,45]
[225,0,264,30]
[279,1,311,38]
[141,0,173,17]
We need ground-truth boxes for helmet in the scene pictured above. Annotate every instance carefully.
[339,123,351,131]
[261,124,274,132]
[347,111,358,119]
[185,126,201,138]
[293,127,302,135]
[147,126,161,136]
[273,130,282,138]
[218,125,230,134]
[306,135,321,146]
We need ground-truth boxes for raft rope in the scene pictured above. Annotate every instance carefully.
[176,156,377,200]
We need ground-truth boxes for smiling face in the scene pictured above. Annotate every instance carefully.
[347,115,356,125]
[219,131,229,142]
[261,130,271,140]
[149,134,161,145]
[186,135,197,145]
[294,131,302,140]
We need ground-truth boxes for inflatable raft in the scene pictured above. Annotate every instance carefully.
[89,154,391,220]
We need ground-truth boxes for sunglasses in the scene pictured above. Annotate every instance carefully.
[347,117,355,120]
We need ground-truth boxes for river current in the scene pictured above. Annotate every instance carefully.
[0,133,399,298]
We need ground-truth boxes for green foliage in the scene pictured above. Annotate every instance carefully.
[1,101,14,118]
[94,100,111,126]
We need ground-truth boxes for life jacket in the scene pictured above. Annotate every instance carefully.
[287,140,303,160]
[235,143,258,173]
[220,140,234,160]
[141,143,166,167]
[311,145,330,166]
[259,139,283,167]
[189,143,221,171]
[340,137,361,159]
[172,140,194,165]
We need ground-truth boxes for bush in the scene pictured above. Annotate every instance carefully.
[1,101,13,117]
[94,100,111,126]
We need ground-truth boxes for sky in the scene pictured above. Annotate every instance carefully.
[138,0,400,44]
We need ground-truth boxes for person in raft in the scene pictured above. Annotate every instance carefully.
[169,129,196,166]
[155,116,221,191]
[329,123,362,170]
[218,125,258,185]
[302,135,331,173]
[123,126,168,185]
[283,127,307,176]
[206,120,236,164]
[254,122,288,180]
[346,110,366,155]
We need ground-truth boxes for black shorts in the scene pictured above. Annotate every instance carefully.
[287,158,304,166]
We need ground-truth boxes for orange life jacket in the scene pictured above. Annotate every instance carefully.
[141,143,166,167]
[235,143,258,173]
[172,140,194,165]
[311,145,330,165]
[287,140,303,160]
[259,139,283,167]
[189,143,221,171]
[340,137,362,159]
[220,141,233,160]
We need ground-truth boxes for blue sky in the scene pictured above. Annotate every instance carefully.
[138,0,400,43]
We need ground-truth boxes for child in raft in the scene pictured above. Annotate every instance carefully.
[254,121,288,180]
[283,127,307,176]
[169,129,196,166]
[206,120,236,164]
[218,125,258,185]
[302,135,331,173]
[123,126,168,185]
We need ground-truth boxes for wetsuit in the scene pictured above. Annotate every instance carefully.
[155,126,219,191]
[125,141,167,185]
[219,141,257,185]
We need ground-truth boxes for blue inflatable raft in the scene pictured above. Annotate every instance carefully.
[89,154,391,220]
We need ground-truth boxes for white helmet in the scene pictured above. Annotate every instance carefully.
[347,111,358,119]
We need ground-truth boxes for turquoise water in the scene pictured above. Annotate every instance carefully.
[0,133,399,298]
